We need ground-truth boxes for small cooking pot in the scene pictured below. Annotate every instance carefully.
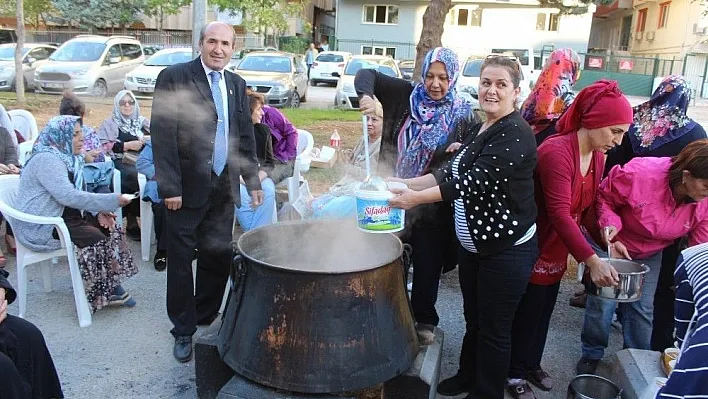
[567,374,622,399]
[580,258,650,302]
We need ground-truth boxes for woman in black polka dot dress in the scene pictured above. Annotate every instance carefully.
[389,56,539,399]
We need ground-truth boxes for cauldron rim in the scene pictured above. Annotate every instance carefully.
[236,220,404,274]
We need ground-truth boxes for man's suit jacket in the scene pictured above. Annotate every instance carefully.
[151,57,261,209]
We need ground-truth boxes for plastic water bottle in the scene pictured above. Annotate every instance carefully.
[329,129,340,148]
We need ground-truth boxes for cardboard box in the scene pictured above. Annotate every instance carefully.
[311,151,337,168]
[310,146,337,169]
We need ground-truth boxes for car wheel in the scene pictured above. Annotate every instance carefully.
[289,91,301,108]
[92,79,108,97]
[310,80,318,87]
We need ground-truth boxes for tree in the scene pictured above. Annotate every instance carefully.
[0,0,54,29]
[142,0,192,31]
[52,0,145,30]
[15,0,26,106]
[412,0,452,81]
[212,0,306,39]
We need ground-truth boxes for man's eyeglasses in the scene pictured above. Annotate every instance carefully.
[119,100,136,107]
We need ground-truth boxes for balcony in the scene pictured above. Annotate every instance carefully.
[594,0,632,18]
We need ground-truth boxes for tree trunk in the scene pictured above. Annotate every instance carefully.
[14,0,26,105]
[413,0,452,82]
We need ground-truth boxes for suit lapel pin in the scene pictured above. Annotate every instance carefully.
[229,89,233,95]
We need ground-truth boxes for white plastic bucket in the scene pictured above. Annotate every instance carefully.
[355,182,406,234]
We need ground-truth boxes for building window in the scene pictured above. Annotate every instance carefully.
[658,2,670,29]
[535,13,559,31]
[548,13,560,31]
[362,46,396,58]
[636,8,648,32]
[536,13,546,30]
[450,7,483,27]
[362,5,399,24]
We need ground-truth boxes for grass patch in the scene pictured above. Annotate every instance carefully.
[280,108,361,127]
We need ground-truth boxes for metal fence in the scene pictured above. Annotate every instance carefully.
[335,38,417,60]
[25,29,276,49]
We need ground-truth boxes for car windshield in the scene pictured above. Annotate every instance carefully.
[344,59,394,76]
[0,46,29,60]
[238,56,291,73]
[462,60,483,77]
[145,51,192,66]
[399,61,414,69]
[316,53,344,63]
[50,42,106,62]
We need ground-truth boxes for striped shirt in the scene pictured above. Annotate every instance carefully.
[451,147,536,253]
[659,242,708,398]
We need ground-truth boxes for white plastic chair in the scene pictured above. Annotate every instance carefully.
[280,129,314,203]
[17,139,35,167]
[110,162,123,228]
[0,175,92,327]
[137,173,154,261]
[8,109,39,142]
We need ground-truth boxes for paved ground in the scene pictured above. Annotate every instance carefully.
[7,87,706,398]
[3,234,623,399]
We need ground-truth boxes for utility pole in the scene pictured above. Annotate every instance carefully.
[14,0,26,105]
[192,0,208,59]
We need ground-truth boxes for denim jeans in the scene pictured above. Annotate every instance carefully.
[580,239,663,360]
[457,235,539,399]
[235,178,277,231]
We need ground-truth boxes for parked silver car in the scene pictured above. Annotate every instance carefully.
[234,51,308,108]
[0,43,57,91]
[34,35,144,97]
[335,55,401,109]
[124,47,193,96]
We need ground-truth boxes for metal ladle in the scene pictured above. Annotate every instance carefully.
[359,114,387,191]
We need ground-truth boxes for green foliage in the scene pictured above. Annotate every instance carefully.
[51,0,145,30]
[0,0,55,27]
[141,0,192,30]
[279,36,309,54]
[211,0,306,36]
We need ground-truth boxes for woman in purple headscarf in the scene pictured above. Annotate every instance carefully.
[354,48,477,342]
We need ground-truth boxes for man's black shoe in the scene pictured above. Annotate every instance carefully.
[153,250,167,271]
[173,336,193,363]
[437,373,471,396]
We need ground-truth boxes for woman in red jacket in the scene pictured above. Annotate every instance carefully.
[505,80,634,399]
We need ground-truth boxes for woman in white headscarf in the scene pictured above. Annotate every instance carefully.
[97,90,150,240]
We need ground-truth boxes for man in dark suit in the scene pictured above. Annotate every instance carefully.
[151,21,264,362]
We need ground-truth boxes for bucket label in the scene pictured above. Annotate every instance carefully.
[356,197,403,231]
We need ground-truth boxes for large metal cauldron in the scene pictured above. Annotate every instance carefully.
[217,220,419,394]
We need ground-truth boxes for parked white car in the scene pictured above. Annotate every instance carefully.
[0,43,57,91]
[335,55,401,109]
[309,51,351,87]
[457,55,532,111]
[34,35,144,97]
[124,47,192,95]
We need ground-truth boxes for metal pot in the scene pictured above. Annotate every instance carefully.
[567,374,623,399]
[581,258,650,302]
[217,220,419,394]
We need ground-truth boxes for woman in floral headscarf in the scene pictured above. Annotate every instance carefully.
[354,47,477,342]
[520,48,581,145]
[12,115,139,312]
[603,75,707,352]
[98,90,150,240]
